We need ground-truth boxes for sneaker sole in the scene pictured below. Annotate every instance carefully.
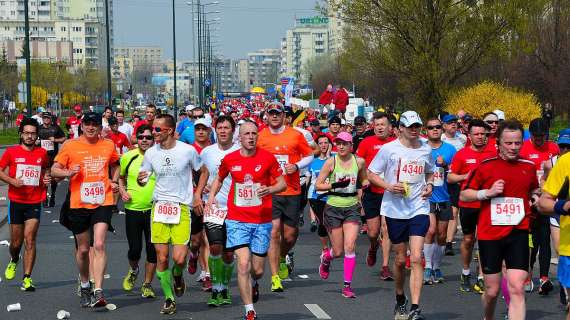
[271,287,284,292]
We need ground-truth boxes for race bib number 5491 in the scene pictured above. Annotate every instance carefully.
[490,197,525,226]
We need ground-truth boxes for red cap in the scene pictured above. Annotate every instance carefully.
[73,105,82,112]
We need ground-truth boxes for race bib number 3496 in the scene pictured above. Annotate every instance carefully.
[80,182,105,204]
[490,197,525,226]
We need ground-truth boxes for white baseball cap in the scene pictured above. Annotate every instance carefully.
[185,104,198,112]
[493,109,505,120]
[194,118,211,129]
[399,111,423,127]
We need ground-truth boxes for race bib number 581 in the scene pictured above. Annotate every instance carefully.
[490,197,525,226]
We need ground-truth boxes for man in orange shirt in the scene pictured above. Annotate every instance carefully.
[52,112,120,309]
[257,102,314,292]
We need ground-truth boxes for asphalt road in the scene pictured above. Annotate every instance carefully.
[0,181,566,320]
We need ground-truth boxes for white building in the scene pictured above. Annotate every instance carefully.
[247,48,280,88]
[114,46,163,72]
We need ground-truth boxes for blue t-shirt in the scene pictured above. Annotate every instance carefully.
[430,142,457,203]
[308,157,328,201]
[176,118,193,135]
[179,124,195,144]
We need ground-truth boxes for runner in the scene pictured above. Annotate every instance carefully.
[368,111,435,320]
[205,120,286,320]
[51,112,120,308]
[132,104,157,143]
[257,101,313,292]
[66,105,83,139]
[352,116,373,151]
[137,113,202,314]
[116,109,134,140]
[308,135,331,251]
[175,104,197,138]
[0,117,51,291]
[355,112,395,281]
[461,120,538,320]
[199,115,239,306]
[37,112,65,208]
[119,124,157,299]
[316,131,368,298]
[325,116,342,153]
[180,106,207,145]
[424,118,456,284]
[482,112,499,150]
[448,119,494,294]
[107,117,132,155]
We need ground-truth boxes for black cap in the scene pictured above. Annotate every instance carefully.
[284,106,293,116]
[41,112,52,118]
[529,118,549,135]
[329,116,341,125]
[108,116,118,126]
[354,116,366,125]
[310,119,320,126]
[83,112,102,125]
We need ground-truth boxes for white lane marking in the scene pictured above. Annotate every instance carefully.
[297,274,309,279]
[304,304,332,319]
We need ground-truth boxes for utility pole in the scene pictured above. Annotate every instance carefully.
[104,0,112,109]
[172,0,178,118]
[24,0,32,116]
[197,0,203,109]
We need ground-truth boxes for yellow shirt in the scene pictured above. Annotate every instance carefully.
[542,152,570,256]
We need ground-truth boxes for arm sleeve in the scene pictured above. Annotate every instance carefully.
[296,155,313,170]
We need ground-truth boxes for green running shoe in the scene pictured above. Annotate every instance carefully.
[141,283,156,298]
[220,288,232,305]
[122,268,138,292]
[4,260,17,280]
[278,259,289,280]
[207,290,221,307]
[21,277,35,292]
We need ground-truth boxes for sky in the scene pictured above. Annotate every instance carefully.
[113,0,319,60]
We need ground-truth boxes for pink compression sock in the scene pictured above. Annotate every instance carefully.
[343,253,356,284]
[501,276,510,306]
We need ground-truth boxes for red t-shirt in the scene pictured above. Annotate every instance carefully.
[0,145,49,203]
[66,115,82,138]
[520,140,560,171]
[325,132,339,152]
[465,135,497,154]
[218,148,282,223]
[449,146,496,208]
[465,157,538,240]
[107,131,131,155]
[356,135,395,193]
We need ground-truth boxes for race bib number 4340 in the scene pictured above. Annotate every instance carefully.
[398,159,425,184]
[153,201,181,224]
[16,164,41,186]
[490,197,525,226]
[80,182,105,204]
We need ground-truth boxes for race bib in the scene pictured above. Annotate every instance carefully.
[490,197,525,226]
[40,139,54,151]
[71,124,79,138]
[275,154,289,174]
[16,164,41,186]
[80,182,105,204]
[398,159,425,184]
[153,201,181,224]
[433,167,445,187]
[234,182,262,207]
[204,204,227,225]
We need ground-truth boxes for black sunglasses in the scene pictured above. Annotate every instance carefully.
[137,135,153,140]
[485,120,499,125]
[427,125,442,130]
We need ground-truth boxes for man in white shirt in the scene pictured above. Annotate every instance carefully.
[116,109,133,139]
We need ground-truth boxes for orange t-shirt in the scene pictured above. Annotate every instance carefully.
[258,127,313,196]
[54,138,120,209]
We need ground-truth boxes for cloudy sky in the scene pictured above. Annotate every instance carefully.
[114,0,319,60]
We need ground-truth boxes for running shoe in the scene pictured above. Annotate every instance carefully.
[367,246,377,267]
[538,277,553,295]
[444,242,454,256]
[278,258,289,279]
[473,277,485,294]
[423,268,433,285]
[202,276,212,292]
[380,266,394,281]
[187,251,198,275]
[460,274,472,293]
[21,277,36,292]
[196,271,207,282]
[80,286,92,308]
[173,275,186,297]
[91,289,107,308]
[394,296,409,320]
[252,281,260,303]
[122,268,138,292]
[408,308,425,320]
[207,290,221,307]
[319,253,331,280]
[271,274,284,292]
[4,260,17,280]
[141,283,156,298]
[524,277,534,293]
[310,220,318,232]
[286,252,295,275]
[220,288,232,305]
[342,285,356,298]
[244,310,258,320]
[160,298,176,315]
[433,269,444,283]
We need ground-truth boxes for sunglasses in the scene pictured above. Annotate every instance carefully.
[190,115,205,119]
[137,135,153,140]
[427,125,442,130]
[485,120,499,125]
[153,127,169,133]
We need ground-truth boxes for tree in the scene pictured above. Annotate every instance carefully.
[329,0,545,115]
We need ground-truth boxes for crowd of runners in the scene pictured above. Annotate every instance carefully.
[1,99,569,320]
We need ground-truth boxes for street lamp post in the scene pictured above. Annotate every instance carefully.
[24,0,32,116]
[172,0,178,118]
[104,0,112,109]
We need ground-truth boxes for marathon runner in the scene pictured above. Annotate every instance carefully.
[119,124,157,299]
[116,109,134,141]
[66,105,83,139]
[51,112,120,308]
[482,112,499,150]
[352,115,373,151]
[448,119,495,293]
[424,118,456,284]
[257,102,313,292]
[308,135,331,251]
[199,115,239,306]
[316,131,368,298]
[37,112,65,208]
[137,113,203,314]
[461,120,538,320]
[132,104,157,143]
[325,116,342,153]
[355,112,395,281]
[206,120,286,320]
[107,117,132,155]
[368,111,435,320]
[0,117,51,291]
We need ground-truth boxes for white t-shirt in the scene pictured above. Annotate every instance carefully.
[368,138,435,219]
[442,132,467,151]
[118,122,134,139]
[200,143,240,209]
[140,141,202,205]
[294,126,315,184]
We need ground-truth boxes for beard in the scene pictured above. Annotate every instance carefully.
[22,140,35,147]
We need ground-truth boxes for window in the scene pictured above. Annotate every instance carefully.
[61,26,66,31]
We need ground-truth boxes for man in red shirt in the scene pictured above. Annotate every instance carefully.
[107,117,132,155]
[332,85,349,114]
[0,117,51,291]
[206,121,286,320]
[319,84,334,106]
[132,104,157,143]
[357,112,395,280]
[519,117,559,293]
[448,119,495,293]
[461,120,538,320]
[66,105,83,139]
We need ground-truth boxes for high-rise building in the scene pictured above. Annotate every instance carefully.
[247,48,280,88]
[327,2,345,53]
[1,39,73,64]
[113,46,164,72]
[237,59,249,92]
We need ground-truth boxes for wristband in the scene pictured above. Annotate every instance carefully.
[554,200,569,216]
[476,189,488,201]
